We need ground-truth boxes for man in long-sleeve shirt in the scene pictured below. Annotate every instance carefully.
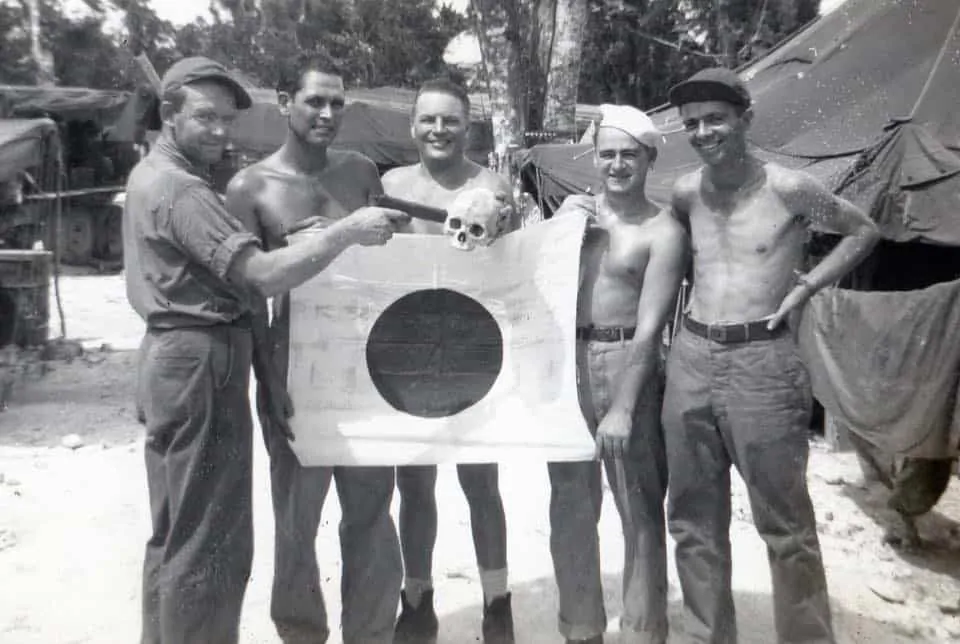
[124,56,407,644]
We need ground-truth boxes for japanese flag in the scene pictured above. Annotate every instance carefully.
[286,212,593,466]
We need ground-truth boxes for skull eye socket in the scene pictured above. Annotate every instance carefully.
[447,217,462,230]
[469,224,486,238]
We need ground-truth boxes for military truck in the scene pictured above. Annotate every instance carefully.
[0,84,157,267]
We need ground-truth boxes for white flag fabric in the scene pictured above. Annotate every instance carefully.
[286,212,593,466]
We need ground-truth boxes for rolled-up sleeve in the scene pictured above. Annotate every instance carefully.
[165,185,261,280]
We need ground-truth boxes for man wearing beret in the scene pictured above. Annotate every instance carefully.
[549,104,688,644]
[663,67,880,643]
[124,56,408,644]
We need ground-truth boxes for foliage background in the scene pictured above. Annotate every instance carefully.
[1,0,819,112]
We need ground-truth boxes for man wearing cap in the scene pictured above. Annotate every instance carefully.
[124,56,408,644]
[548,103,687,644]
[225,59,405,644]
[663,67,880,643]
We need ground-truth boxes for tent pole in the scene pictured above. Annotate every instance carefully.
[52,142,66,339]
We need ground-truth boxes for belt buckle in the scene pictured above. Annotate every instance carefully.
[707,324,727,343]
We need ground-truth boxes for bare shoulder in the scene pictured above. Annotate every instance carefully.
[767,162,826,202]
[473,165,511,195]
[649,209,688,248]
[767,162,835,219]
[381,164,419,193]
[671,170,701,216]
[225,159,269,200]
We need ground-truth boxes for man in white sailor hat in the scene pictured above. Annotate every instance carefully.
[547,104,689,644]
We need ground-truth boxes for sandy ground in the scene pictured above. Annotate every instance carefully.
[1,270,959,643]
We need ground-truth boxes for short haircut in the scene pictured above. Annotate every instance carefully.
[276,56,343,97]
[413,78,471,117]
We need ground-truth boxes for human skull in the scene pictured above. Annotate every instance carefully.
[444,187,506,251]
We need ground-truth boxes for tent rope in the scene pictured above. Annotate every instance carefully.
[907,1,960,122]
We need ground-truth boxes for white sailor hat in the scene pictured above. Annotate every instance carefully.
[596,104,663,150]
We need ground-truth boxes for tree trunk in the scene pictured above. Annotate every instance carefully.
[470,0,526,170]
[526,0,556,132]
[22,0,55,85]
[714,0,737,68]
[541,0,587,139]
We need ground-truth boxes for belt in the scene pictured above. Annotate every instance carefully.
[575,326,636,342]
[682,316,786,344]
[148,314,252,332]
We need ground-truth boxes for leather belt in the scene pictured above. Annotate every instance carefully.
[683,316,786,344]
[148,314,252,332]
[575,326,636,342]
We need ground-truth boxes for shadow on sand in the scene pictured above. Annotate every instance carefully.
[430,572,904,644]
[840,479,960,581]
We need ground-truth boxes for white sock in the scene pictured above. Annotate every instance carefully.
[480,567,509,605]
[404,577,433,608]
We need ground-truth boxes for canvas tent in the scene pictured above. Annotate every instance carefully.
[521,0,960,247]
[523,0,960,460]
[0,85,130,124]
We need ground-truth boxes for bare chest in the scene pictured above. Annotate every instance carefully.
[582,224,650,284]
[391,176,488,235]
[689,188,807,261]
[258,172,367,241]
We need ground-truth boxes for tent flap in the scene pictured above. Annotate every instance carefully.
[799,279,960,458]
[834,123,960,244]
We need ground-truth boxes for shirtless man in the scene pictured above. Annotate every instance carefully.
[550,105,687,644]
[381,78,517,644]
[663,67,880,643]
[225,61,406,644]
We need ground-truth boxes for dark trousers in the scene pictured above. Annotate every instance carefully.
[139,325,254,644]
[259,305,402,644]
[662,328,834,644]
[548,339,669,643]
[262,425,402,644]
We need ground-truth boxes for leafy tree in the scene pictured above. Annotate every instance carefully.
[0,2,34,84]
[354,0,468,87]
[578,0,821,110]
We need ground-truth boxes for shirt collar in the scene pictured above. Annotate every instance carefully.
[152,134,213,181]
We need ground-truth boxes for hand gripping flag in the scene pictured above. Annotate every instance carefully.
[285,211,593,466]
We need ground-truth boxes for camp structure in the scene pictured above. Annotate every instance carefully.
[522,0,960,468]
[0,84,149,266]
[0,118,61,347]
[520,0,960,238]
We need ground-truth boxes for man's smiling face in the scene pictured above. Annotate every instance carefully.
[412,90,469,164]
[594,127,654,196]
[286,71,346,148]
[679,100,751,167]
